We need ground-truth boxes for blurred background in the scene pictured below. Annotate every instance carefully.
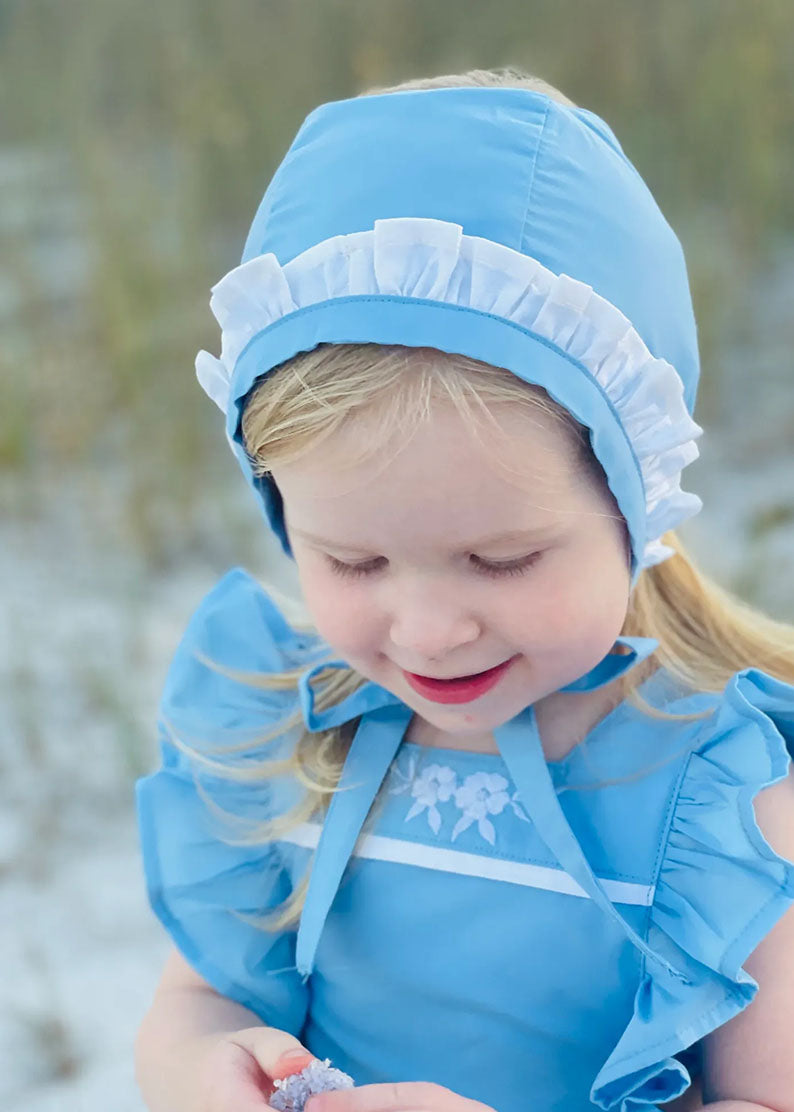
[1,1,793,1108]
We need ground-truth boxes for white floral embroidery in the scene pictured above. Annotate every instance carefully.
[387,753,419,795]
[386,756,532,843]
[451,772,511,845]
[390,762,458,835]
[511,790,531,823]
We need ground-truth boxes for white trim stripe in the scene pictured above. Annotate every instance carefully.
[280,821,655,906]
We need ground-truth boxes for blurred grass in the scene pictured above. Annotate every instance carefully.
[748,502,794,541]
[1,0,793,564]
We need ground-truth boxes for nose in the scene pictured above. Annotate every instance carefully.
[388,578,480,665]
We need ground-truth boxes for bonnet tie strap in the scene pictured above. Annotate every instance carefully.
[294,661,413,979]
[493,705,691,985]
[297,658,405,730]
[294,703,413,980]
[559,636,658,693]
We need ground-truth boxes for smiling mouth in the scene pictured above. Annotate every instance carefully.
[409,660,512,682]
[401,656,519,704]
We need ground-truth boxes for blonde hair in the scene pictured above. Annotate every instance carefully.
[174,67,794,931]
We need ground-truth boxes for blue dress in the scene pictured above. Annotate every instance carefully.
[136,568,794,1112]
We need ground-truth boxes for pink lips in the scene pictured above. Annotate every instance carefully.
[402,656,519,704]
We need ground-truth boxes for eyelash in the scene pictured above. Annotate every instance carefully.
[326,552,542,580]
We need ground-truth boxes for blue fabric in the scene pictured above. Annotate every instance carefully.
[241,89,698,407]
[293,703,413,981]
[222,87,700,577]
[136,569,320,1030]
[137,570,794,1112]
[591,669,794,1110]
[137,744,310,1034]
[559,637,659,693]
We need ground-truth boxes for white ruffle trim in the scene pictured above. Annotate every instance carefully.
[196,217,702,567]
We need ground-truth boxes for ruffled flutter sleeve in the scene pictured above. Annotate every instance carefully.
[136,568,324,1033]
[591,668,794,1111]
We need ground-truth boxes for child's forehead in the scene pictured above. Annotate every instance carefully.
[278,395,582,484]
[280,442,607,560]
[272,415,598,548]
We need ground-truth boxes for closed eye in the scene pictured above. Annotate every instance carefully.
[326,552,543,580]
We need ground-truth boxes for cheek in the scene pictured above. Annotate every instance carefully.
[569,554,631,650]
[295,561,377,653]
[519,545,629,646]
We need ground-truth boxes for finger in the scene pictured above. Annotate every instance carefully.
[227,1027,316,1081]
[306,1081,493,1112]
[268,1049,318,1082]
[204,1040,277,1112]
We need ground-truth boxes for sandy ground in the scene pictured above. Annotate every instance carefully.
[0,470,312,1111]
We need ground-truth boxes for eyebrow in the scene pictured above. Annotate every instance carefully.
[289,526,558,554]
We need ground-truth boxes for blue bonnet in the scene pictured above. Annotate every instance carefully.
[195,85,703,579]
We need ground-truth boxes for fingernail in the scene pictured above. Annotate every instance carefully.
[279,1048,313,1063]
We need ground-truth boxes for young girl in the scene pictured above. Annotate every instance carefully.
[134,69,794,1112]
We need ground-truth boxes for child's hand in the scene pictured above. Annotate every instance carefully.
[304,1082,495,1112]
[197,1026,316,1112]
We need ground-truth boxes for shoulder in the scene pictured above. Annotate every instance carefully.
[753,766,794,862]
[664,667,794,889]
[634,665,794,779]
[689,670,794,1109]
[158,567,327,752]
[136,567,316,1032]
[591,668,794,1109]
[173,566,320,667]
[683,667,794,793]
[661,667,794,1048]
[714,668,794,852]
